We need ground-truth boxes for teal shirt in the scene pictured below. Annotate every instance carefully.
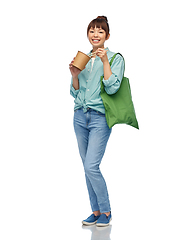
[70,48,125,114]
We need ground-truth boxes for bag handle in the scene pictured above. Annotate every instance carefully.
[110,53,125,72]
[110,53,117,66]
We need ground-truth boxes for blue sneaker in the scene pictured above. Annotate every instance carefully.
[82,214,101,226]
[96,213,112,227]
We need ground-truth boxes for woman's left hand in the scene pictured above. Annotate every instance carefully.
[96,48,108,63]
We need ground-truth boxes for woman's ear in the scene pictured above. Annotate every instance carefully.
[106,34,110,41]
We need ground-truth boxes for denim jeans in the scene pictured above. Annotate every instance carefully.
[73,108,112,213]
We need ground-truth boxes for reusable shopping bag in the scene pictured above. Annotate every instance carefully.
[100,53,139,129]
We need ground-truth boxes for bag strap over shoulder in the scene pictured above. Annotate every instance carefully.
[110,53,125,72]
[110,53,117,66]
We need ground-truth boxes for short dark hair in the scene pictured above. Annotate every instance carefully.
[87,16,110,37]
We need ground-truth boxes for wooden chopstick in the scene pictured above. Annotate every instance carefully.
[88,52,96,57]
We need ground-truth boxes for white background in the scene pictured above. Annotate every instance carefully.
[0,0,190,239]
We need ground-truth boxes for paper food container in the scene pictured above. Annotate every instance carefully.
[72,51,91,71]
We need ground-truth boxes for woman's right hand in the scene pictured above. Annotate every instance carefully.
[69,58,81,78]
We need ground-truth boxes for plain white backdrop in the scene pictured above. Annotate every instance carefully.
[0,0,190,239]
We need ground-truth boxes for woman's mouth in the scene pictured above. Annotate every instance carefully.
[92,39,100,44]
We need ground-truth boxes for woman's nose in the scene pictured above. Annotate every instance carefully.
[94,31,98,37]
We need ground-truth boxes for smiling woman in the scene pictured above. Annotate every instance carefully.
[69,15,125,227]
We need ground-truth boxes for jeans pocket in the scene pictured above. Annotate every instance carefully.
[96,111,105,117]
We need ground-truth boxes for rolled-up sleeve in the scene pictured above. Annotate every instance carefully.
[70,77,79,98]
[102,54,124,95]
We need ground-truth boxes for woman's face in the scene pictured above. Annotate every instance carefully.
[88,27,109,49]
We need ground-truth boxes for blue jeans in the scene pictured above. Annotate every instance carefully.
[73,108,112,213]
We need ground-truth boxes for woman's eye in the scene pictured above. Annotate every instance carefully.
[90,31,94,33]
[99,31,103,34]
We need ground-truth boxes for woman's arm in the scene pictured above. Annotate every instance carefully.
[96,49,125,94]
[96,48,112,80]
[69,58,81,98]
[72,76,79,90]
[103,60,112,80]
[69,58,81,90]
[102,54,125,95]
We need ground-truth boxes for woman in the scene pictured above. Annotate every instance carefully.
[69,16,124,227]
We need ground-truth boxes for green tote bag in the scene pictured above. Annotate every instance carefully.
[100,53,139,129]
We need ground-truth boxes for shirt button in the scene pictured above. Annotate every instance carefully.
[87,89,89,91]
[87,80,88,82]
